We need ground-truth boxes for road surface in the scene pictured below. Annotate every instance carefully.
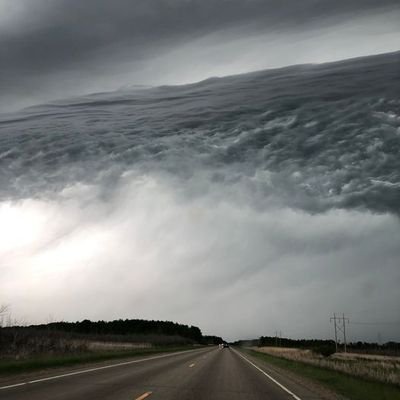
[0,347,325,399]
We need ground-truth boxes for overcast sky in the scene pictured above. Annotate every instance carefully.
[1,1,400,343]
[1,0,400,112]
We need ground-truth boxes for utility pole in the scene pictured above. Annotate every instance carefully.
[342,314,348,353]
[330,313,349,352]
[330,313,338,352]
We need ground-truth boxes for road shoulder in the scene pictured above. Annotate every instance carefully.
[234,347,348,400]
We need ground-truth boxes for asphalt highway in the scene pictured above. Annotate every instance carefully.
[0,347,323,399]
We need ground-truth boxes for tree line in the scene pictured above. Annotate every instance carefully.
[29,319,203,342]
[6,318,223,345]
[232,336,400,356]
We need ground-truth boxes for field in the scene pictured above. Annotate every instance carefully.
[248,348,400,400]
[254,346,400,386]
[0,325,199,375]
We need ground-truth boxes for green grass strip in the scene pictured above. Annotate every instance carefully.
[0,346,197,376]
[246,349,400,400]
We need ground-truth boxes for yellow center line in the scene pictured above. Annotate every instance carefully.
[135,391,152,400]
[189,363,195,368]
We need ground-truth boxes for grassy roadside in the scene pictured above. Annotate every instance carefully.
[0,346,199,376]
[245,348,400,400]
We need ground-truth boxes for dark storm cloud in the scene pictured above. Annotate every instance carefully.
[1,51,399,215]
[1,0,399,111]
[1,44,399,340]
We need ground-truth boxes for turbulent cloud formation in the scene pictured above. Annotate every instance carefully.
[1,52,399,341]
[1,0,400,111]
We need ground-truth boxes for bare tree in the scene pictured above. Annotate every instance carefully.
[0,304,8,313]
[0,304,10,327]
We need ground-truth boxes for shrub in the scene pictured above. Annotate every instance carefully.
[313,344,336,357]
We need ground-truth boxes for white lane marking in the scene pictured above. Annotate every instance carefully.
[0,348,205,391]
[135,391,152,400]
[0,382,27,390]
[232,348,302,400]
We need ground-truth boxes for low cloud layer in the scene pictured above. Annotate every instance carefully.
[1,54,399,341]
[1,0,400,111]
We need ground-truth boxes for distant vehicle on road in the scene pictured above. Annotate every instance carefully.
[222,343,229,348]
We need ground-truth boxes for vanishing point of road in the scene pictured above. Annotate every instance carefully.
[0,347,323,399]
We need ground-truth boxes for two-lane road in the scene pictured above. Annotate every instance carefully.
[0,347,323,399]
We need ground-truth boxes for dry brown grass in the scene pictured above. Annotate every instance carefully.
[86,341,152,351]
[255,346,400,386]
[0,327,191,361]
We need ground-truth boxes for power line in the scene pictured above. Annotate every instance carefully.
[274,330,282,346]
[349,321,400,326]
